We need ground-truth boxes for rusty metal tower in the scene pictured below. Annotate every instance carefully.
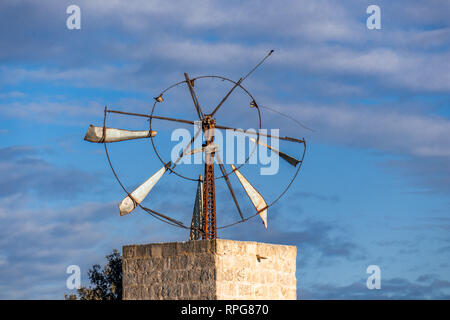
[201,115,217,239]
[183,70,220,240]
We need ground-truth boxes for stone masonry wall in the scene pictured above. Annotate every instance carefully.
[214,240,297,299]
[122,239,297,300]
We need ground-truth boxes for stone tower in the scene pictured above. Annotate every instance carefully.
[122,239,297,300]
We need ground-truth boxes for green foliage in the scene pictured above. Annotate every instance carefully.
[65,249,122,300]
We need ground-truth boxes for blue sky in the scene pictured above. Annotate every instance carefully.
[0,0,449,299]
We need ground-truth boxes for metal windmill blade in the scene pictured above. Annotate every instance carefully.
[119,163,171,216]
[230,164,268,229]
[249,137,301,167]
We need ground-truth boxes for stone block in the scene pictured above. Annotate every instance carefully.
[122,245,136,258]
[151,244,162,257]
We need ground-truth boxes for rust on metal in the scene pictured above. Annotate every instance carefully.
[154,95,164,102]
[107,109,197,126]
[214,123,305,144]
[106,109,304,143]
[202,115,217,240]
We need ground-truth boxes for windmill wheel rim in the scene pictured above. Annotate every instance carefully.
[149,75,261,182]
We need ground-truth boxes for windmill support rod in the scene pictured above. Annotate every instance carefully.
[172,128,202,169]
[214,124,305,144]
[218,161,245,221]
[107,109,196,126]
[242,49,274,81]
[210,78,242,117]
[143,207,185,227]
[209,50,274,118]
[184,73,204,120]
[202,116,217,240]
[106,110,304,143]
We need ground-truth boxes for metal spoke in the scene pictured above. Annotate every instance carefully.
[214,123,305,144]
[215,151,245,221]
[142,207,185,227]
[107,109,196,126]
[249,137,301,167]
[172,127,202,170]
[184,73,204,120]
[210,78,242,117]
[210,50,274,117]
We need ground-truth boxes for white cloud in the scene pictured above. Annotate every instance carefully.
[266,103,450,158]
[0,98,104,125]
[0,0,448,93]
[0,255,8,267]
[0,91,26,99]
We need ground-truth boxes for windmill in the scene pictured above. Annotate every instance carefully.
[84,50,306,240]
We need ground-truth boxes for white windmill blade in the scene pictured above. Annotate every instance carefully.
[84,125,157,143]
[118,163,171,216]
[189,175,204,241]
[249,137,300,167]
[230,164,268,229]
[184,143,218,156]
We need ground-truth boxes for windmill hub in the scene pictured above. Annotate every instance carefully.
[202,115,216,132]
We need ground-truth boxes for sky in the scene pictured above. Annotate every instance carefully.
[0,0,449,299]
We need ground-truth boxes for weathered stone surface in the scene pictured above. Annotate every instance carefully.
[123,239,297,300]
